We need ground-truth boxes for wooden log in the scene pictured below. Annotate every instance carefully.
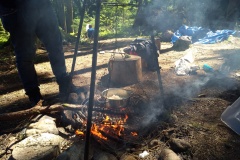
[0,100,86,121]
[108,54,142,85]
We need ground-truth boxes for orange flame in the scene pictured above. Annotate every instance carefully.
[89,114,137,141]
[75,129,84,136]
[131,132,138,136]
[91,123,108,140]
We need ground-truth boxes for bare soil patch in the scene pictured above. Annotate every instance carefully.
[1,36,240,159]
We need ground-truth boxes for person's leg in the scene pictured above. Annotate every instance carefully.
[1,11,42,105]
[35,1,70,95]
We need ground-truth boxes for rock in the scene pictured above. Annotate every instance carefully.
[169,114,178,124]
[120,154,137,160]
[173,36,191,51]
[68,93,79,104]
[158,148,180,160]
[26,115,59,136]
[169,138,191,152]
[11,133,64,160]
[65,124,75,133]
[61,110,82,131]
[58,127,71,136]
[56,142,91,160]
[149,139,165,148]
[62,110,75,126]
[162,30,174,42]
[94,152,117,160]
[78,92,87,103]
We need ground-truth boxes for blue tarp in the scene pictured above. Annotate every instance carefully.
[171,25,236,44]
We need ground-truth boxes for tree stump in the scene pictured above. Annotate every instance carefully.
[108,54,142,85]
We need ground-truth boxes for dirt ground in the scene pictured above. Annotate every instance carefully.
[1,36,240,159]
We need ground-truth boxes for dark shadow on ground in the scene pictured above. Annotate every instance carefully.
[73,63,108,75]
[0,72,55,95]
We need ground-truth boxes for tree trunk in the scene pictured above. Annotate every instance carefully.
[73,0,82,15]
[133,0,144,28]
[226,0,240,20]
[54,0,66,31]
[133,0,149,32]
[65,0,73,33]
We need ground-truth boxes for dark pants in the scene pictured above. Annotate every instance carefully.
[1,0,66,93]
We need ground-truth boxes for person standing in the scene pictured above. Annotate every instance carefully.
[87,24,94,40]
[0,0,71,106]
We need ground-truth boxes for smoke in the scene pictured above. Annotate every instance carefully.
[142,0,225,32]
[139,73,234,127]
[140,99,165,127]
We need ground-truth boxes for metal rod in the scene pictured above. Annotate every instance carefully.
[70,0,88,77]
[102,2,137,7]
[84,0,101,159]
[150,34,165,106]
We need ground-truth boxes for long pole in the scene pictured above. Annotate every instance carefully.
[151,34,165,106]
[70,0,88,77]
[84,0,101,159]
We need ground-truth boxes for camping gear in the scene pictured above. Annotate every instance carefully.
[171,25,236,44]
[221,96,240,135]
[123,38,159,71]
[203,64,214,73]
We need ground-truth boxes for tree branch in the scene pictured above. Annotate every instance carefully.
[0,100,87,121]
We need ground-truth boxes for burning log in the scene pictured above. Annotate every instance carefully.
[91,123,125,146]
[0,100,87,121]
[85,111,128,143]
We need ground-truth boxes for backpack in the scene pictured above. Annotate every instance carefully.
[124,38,159,71]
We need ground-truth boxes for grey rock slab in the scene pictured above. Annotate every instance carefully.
[11,133,64,160]
[56,141,93,160]
[94,152,117,160]
[26,115,59,136]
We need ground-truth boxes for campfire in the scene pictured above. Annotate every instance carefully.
[74,104,138,143]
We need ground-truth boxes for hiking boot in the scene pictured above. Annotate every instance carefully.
[58,75,71,95]
[57,73,76,100]
[26,87,43,106]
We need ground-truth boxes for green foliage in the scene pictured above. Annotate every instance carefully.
[72,18,80,34]
[98,0,138,38]
[71,16,95,36]
[0,20,10,48]
[59,27,76,43]
[59,0,240,42]
[70,0,138,39]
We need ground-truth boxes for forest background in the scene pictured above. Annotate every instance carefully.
[0,0,240,47]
